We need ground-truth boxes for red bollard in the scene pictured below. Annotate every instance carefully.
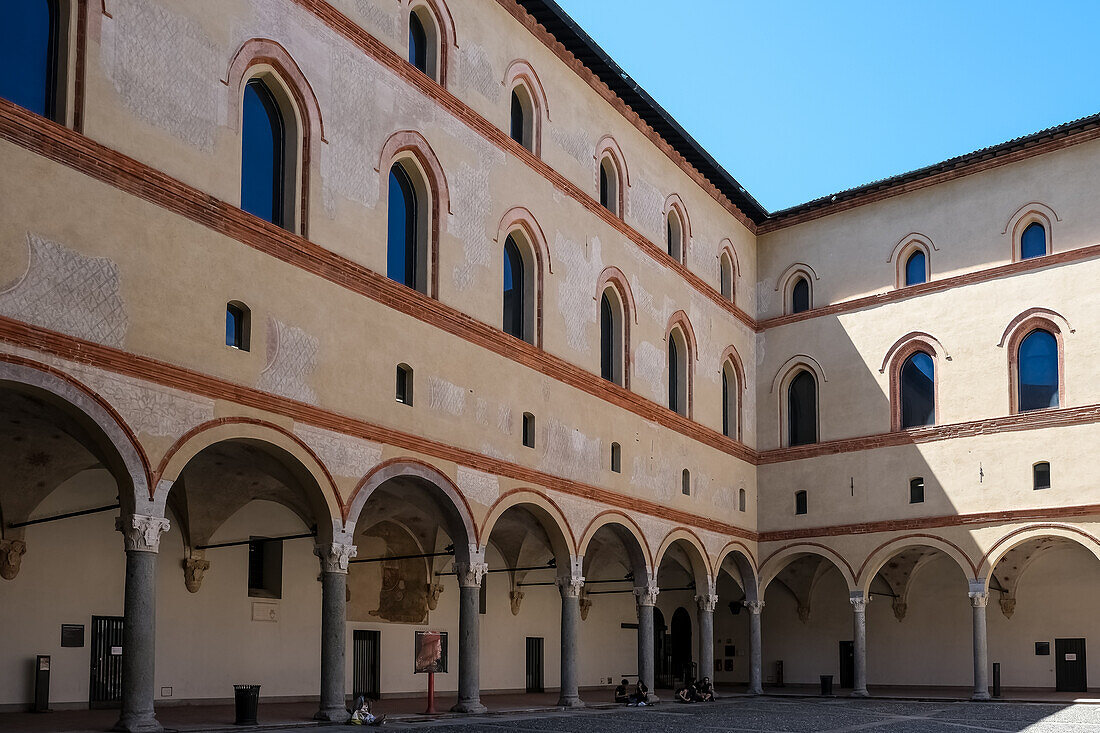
[424,671,437,714]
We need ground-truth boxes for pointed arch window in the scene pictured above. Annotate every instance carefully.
[1,0,63,122]
[899,352,935,428]
[668,329,689,416]
[509,86,535,152]
[720,251,735,301]
[1017,329,1058,411]
[787,370,817,446]
[722,360,739,439]
[666,210,684,262]
[407,9,439,79]
[599,291,616,382]
[502,234,527,341]
[904,250,927,286]
[791,277,810,314]
[1020,221,1047,260]
[241,79,287,228]
[599,156,619,216]
[387,162,424,291]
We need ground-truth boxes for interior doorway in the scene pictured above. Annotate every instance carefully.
[525,637,544,693]
[1055,638,1087,692]
[839,640,854,689]
[89,616,124,708]
[353,630,381,700]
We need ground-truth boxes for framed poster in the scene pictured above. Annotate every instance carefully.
[414,630,448,673]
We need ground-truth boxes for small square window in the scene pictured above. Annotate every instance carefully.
[225,302,250,351]
[396,364,413,405]
[248,538,282,599]
[909,477,925,504]
[522,413,534,448]
[1033,462,1051,490]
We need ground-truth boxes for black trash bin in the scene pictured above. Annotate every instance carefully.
[819,675,834,696]
[233,684,260,725]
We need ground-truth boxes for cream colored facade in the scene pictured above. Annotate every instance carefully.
[0,0,1096,727]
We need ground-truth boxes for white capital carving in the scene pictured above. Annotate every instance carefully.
[696,593,719,613]
[557,573,585,598]
[455,561,489,587]
[743,599,765,615]
[316,542,357,574]
[116,514,170,552]
[850,594,870,612]
[633,580,659,607]
[969,591,989,608]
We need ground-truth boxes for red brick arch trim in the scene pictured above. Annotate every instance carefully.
[481,488,578,558]
[1002,313,1068,414]
[715,540,760,577]
[719,239,740,275]
[720,345,746,442]
[1005,201,1059,261]
[758,542,857,593]
[596,266,636,389]
[769,354,827,394]
[889,233,936,289]
[856,533,978,591]
[595,134,629,217]
[400,0,458,87]
[578,509,654,574]
[377,130,451,299]
[225,38,326,239]
[978,523,1100,581]
[503,59,549,158]
[663,192,692,263]
[886,335,942,431]
[666,310,697,420]
[496,206,550,347]
[879,331,949,374]
[887,232,939,263]
[653,527,713,586]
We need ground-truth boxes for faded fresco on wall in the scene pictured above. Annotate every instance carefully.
[348,522,429,624]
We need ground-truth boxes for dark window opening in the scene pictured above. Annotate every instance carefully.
[225,302,250,351]
[738,488,746,512]
[722,367,735,438]
[904,250,926,286]
[241,79,286,228]
[522,412,534,448]
[0,0,61,121]
[1021,221,1046,260]
[396,364,412,405]
[668,336,680,414]
[794,490,807,516]
[1033,462,1051,490]
[900,352,935,428]
[909,477,925,504]
[720,255,734,300]
[387,163,419,291]
[509,88,528,149]
[610,442,621,473]
[408,11,428,74]
[600,292,615,382]
[1018,329,1059,411]
[503,234,525,341]
[681,469,690,496]
[791,277,810,314]
[248,537,283,599]
[787,370,817,446]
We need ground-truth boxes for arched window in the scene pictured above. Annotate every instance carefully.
[666,210,684,262]
[610,442,621,473]
[681,469,691,496]
[899,352,935,428]
[791,277,810,314]
[599,156,619,216]
[1017,329,1059,411]
[794,490,807,515]
[502,234,528,341]
[522,412,535,448]
[408,8,437,80]
[904,250,927,286]
[387,162,424,291]
[1020,221,1047,260]
[599,291,622,383]
[1033,461,1051,490]
[738,488,746,512]
[241,79,287,228]
[509,86,535,152]
[722,360,739,439]
[395,363,413,405]
[225,301,250,351]
[1,0,63,121]
[909,477,925,504]
[668,329,689,416]
[720,251,735,301]
[787,370,817,446]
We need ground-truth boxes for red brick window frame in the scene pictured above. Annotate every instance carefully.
[1004,202,1058,262]
[718,239,739,303]
[595,135,630,218]
[772,356,826,448]
[496,207,551,349]
[377,130,452,300]
[503,59,549,158]
[226,38,326,239]
[888,233,936,289]
[1000,311,1069,415]
[884,334,942,432]
[596,266,637,389]
[663,193,692,264]
[666,311,698,419]
[720,345,745,442]
[401,0,457,87]
[775,263,819,315]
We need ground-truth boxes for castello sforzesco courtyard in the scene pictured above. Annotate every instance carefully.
[1,0,1099,731]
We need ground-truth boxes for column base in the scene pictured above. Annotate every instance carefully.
[747,685,763,696]
[556,695,585,708]
[850,689,869,698]
[111,713,163,733]
[451,699,488,714]
[314,705,348,722]
[971,691,991,701]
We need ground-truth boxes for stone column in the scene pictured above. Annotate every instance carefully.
[850,591,869,697]
[969,587,991,700]
[744,600,764,695]
[695,586,717,685]
[113,514,170,733]
[556,558,584,707]
[451,554,488,713]
[633,580,659,702]
[315,542,357,721]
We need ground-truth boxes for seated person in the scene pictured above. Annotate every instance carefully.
[676,683,694,703]
[348,695,386,726]
[614,679,631,704]
[697,676,714,702]
[629,680,649,706]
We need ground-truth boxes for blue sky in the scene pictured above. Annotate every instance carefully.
[554,0,1100,212]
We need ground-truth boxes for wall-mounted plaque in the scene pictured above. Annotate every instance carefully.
[1035,642,1050,656]
[61,624,85,648]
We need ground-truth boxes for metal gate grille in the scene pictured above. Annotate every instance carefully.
[525,637,544,693]
[353,630,380,700]
[90,616,124,707]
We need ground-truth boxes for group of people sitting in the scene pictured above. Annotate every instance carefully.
[613,679,651,706]
[675,677,715,703]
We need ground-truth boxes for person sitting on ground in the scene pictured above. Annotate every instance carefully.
[676,681,695,703]
[614,679,631,704]
[697,676,715,702]
[348,695,386,726]
[629,680,649,706]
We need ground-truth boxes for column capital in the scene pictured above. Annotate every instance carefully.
[633,580,659,607]
[849,591,870,612]
[455,560,489,588]
[557,573,585,598]
[969,591,989,608]
[116,514,170,553]
[743,599,765,615]
[315,542,358,574]
[695,593,719,613]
